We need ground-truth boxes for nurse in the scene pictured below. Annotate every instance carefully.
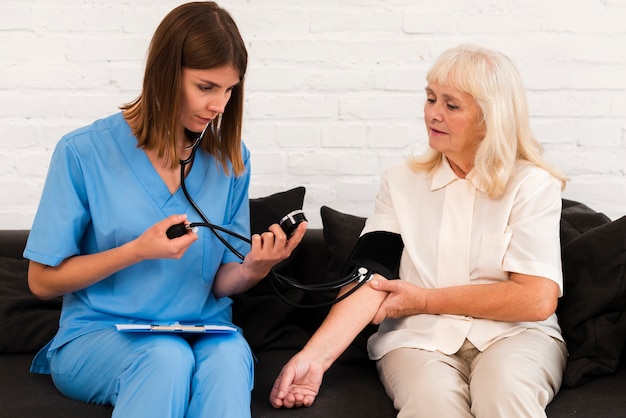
[24,2,306,417]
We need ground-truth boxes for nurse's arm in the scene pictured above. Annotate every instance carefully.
[28,214,197,300]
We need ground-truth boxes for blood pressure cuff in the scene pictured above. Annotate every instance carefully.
[342,231,404,280]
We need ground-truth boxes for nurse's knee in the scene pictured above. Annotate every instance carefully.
[126,336,195,381]
[193,334,253,383]
[196,334,250,361]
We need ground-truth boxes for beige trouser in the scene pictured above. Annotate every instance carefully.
[376,329,568,418]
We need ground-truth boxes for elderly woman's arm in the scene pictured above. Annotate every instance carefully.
[269,276,389,409]
[370,272,559,324]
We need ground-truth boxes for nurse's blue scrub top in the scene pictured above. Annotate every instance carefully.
[24,112,252,373]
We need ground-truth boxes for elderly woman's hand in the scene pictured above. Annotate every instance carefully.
[269,351,323,409]
[369,279,427,324]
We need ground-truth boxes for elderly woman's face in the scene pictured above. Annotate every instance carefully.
[424,82,485,164]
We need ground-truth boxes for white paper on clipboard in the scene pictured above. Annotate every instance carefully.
[115,323,237,333]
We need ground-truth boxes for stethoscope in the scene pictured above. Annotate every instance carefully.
[165,119,372,308]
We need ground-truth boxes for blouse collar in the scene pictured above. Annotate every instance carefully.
[430,155,487,193]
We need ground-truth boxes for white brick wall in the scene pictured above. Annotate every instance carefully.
[1,0,625,229]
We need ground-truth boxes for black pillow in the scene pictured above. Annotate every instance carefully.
[318,206,377,354]
[247,186,306,288]
[320,206,367,282]
[558,215,626,387]
[249,186,306,235]
[231,187,309,352]
[560,199,612,246]
[299,206,367,329]
[0,257,62,353]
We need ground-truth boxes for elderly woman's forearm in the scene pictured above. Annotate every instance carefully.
[301,276,389,370]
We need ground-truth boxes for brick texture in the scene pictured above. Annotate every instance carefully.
[1,0,625,228]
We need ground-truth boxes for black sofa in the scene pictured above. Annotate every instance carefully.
[1,189,626,417]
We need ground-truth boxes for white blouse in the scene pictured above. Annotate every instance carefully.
[365,157,564,360]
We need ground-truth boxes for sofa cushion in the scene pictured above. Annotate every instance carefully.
[251,349,395,417]
[232,187,309,352]
[0,257,61,353]
[558,215,626,387]
[0,354,113,417]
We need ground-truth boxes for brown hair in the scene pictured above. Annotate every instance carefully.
[121,2,248,175]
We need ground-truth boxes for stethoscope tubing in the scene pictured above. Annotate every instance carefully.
[178,122,369,308]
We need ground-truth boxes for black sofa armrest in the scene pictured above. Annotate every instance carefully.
[0,230,29,259]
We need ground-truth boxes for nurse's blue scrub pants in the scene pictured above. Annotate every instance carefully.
[49,328,254,418]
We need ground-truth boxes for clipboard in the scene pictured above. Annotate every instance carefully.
[115,323,237,333]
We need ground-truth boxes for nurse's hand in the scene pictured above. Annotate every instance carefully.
[212,221,307,297]
[243,221,307,281]
[134,214,199,261]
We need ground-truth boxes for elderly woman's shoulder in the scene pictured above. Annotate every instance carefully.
[513,160,552,177]
[512,161,561,189]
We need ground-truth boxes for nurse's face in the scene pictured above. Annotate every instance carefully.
[179,65,241,134]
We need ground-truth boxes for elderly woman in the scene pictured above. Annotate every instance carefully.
[270,44,569,418]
